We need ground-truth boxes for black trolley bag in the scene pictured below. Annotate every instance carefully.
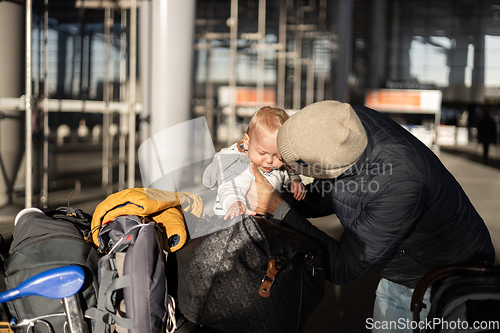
[174,215,326,333]
[411,263,500,333]
[3,207,100,333]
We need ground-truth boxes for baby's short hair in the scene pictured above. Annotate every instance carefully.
[246,106,289,135]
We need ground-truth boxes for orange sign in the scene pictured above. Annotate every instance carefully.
[218,86,277,107]
[236,87,276,107]
[365,89,442,113]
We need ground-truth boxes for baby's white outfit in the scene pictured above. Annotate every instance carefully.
[202,141,299,216]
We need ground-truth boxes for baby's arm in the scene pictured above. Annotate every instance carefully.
[224,200,255,220]
[217,166,253,217]
[284,169,306,201]
[289,179,306,201]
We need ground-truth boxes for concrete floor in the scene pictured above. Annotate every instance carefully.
[0,142,499,332]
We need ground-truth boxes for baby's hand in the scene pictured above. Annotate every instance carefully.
[224,201,253,220]
[290,180,306,201]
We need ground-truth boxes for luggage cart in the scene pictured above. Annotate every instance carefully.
[411,263,500,333]
[0,266,88,333]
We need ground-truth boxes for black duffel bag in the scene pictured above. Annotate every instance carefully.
[175,215,326,333]
[4,207,100,332]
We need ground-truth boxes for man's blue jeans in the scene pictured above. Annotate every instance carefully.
[372,278,431,333]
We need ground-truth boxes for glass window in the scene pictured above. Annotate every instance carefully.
[485,68,500,86]
[390,0,500,89]
[428,1,452,16]
[481,0,500,14]
[455,0,480,15]
[428,16,453,35]
[399,1,427,16]
[452,16,480,32]
[484,35,500,86]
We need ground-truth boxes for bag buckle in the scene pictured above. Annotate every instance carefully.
[258,259,279,298]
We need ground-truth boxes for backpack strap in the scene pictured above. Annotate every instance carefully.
[85,253,135,332]
[104,275,131,313]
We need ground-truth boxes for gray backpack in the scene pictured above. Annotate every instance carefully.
[86,215,170,333]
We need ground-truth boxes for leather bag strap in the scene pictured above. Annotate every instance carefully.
[258,259,279,298]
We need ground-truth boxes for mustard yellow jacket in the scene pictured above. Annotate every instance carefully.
[91,188,203,252]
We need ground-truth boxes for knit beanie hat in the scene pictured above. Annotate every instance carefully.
[277,100,368,179]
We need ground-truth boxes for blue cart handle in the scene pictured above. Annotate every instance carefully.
[0,265,85,303]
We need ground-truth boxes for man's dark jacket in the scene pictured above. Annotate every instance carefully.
[278,106,495,288]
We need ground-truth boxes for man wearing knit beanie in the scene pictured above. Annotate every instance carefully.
[247,100,494,331]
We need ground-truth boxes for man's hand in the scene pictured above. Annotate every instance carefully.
[224,200,254,220]
[290,180,306,201]
[246,163,284,216]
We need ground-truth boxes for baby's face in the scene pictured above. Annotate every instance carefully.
[243,127,283,173]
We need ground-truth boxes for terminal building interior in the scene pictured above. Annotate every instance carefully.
[1,1,500,332]
[0,0,499,215]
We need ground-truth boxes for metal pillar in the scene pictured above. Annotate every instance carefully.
[205,8,215,137]
[306,45,314,105]
[276,0,287,108]
[0,1,24,207]
[335,0,354,102]
[471,32,485,103]
[128,0,137,189]
[149,0,196,136]
[139,1,152,147]
[316,0,328,102]
[256,0,266,106]
[227,0,238,145]
[102,6,112,194]
[199,1,216,137]
[118,8,127,191]
[25,0,34,207]
[42,0,49,207]
[293,34,303,110]
[369,0,385,89]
